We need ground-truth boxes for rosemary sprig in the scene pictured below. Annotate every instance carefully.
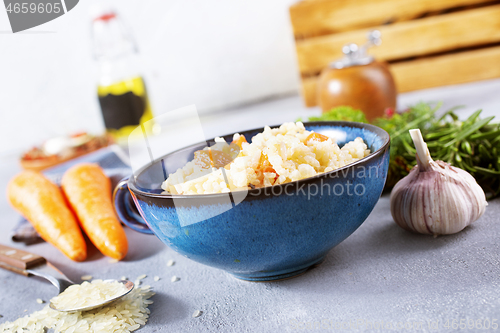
[379,104,500,199]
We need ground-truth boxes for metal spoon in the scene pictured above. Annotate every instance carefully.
[0,244,134,312]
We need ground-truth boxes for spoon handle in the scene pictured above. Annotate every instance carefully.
[0,244,46,276]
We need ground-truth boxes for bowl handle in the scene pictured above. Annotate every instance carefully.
[113,177,154,234]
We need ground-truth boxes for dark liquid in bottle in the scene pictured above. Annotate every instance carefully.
[99,91,145,130]
[97,77,154,140]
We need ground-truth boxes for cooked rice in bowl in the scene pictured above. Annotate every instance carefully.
[162,122,370,195]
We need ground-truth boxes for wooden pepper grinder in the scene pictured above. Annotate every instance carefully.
[317,30,396,121]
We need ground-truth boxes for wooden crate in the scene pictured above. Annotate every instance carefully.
[290,0,500,107]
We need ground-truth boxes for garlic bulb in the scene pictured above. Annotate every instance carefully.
[390,129,487,235]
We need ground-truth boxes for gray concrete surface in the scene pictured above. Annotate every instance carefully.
[1,79,500,332]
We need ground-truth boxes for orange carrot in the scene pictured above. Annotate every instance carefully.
[305,132,330,144]
[61,163,128,260]
[7,171,87,261]
[232,134,247,149]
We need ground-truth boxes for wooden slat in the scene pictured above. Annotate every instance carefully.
[302,76,320,107]
[391,46,500,92]
[296,5,500,75]
[300,46,500,107]
[290,0,498,37]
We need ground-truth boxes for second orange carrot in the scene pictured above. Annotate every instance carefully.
[61,163,128,260]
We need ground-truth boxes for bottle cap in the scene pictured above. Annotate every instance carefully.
[329,30,381,69]
[89,3,115,22]
[90,5,137,60]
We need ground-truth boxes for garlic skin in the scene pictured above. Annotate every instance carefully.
[390,129,487,235]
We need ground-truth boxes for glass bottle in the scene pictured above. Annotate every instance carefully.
[91,7,155,142]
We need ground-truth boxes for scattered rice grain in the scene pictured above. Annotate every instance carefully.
[81,275,92,281]
[192,310,203,318]
[36,299,44,304]
[129,323,140,331]
[167,260,175,266]
[171,276,179,282]
[108,259,119,264]
[153,276,160,281]
[137,274,147,280]
[135,318,146,325]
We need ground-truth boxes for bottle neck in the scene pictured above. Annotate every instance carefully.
[92,14,141,86]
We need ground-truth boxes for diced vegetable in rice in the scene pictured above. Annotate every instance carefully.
[162,122,370,195]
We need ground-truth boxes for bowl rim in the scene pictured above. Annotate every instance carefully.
[128,121,390,199]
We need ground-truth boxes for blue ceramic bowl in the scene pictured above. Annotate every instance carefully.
[114,121,390,281]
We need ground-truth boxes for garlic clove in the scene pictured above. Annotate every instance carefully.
[390,129,487,235]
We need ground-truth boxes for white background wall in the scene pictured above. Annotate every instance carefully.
[0,0,300,155]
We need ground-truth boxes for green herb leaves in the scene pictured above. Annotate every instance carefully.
[306,103,500,198]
